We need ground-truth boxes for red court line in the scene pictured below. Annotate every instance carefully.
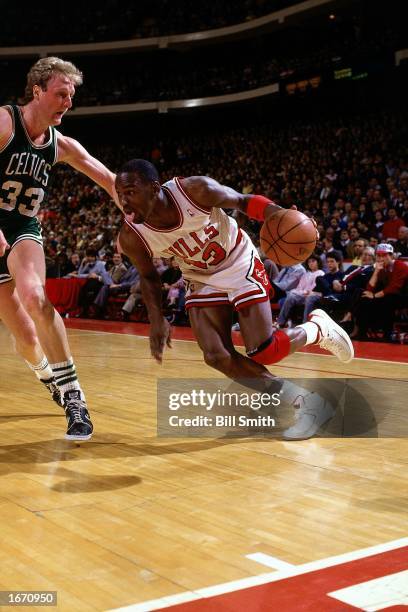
[160,546,408,612]
[65,319,408,363]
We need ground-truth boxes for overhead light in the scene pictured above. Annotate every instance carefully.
[329,13,336,20]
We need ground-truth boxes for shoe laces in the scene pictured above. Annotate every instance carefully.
[65,399,87,423]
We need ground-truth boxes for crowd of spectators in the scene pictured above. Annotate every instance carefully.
[2,0,299,46]
[38,109,408,339]
[261,239,407,341]
[1,2,402,106]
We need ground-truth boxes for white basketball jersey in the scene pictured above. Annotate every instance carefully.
[126,176,242,281]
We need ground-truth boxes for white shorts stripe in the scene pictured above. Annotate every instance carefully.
[0,275,13,284]
[185,232,271,310]
[11,235,43,249]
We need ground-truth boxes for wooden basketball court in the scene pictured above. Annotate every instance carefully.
[0,320,407,611]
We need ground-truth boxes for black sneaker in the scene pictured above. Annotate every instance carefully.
[63,390,93,441]
[41,377,63,408]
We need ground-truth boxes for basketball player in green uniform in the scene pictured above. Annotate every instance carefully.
[0,57,117,441]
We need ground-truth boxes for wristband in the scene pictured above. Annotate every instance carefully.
[247,195,273,221]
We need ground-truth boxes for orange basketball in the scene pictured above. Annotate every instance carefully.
[260,209,317,266]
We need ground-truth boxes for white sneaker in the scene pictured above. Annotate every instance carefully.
[309,309,354,363]
[282,392,335,440]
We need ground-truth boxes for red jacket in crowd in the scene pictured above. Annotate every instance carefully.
[367,259,408,295]
[382,218,406,240]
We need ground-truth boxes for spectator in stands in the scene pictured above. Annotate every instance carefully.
[166,276,185,307]
[334,247,376,324]
[166,276,188,326]
[276,255,324,327]
[70,249,106,278]
[152,257,168,275]
[121,257,168,320]
[121,279,142,321]
[394,226,408,257]
[382,208,406,243]
[268,263,306,302]
[63,253,81,277]
[351,243,408,340]
[369,236,379,250]
[75,250,107,318]
[334,229,351,259]
[161,258,182,302]
[350,239,369,266]
[94,262,140,319]
[300,252,344,321]
[107,252,128,281]
[346,229,359,259]
[371,210,384,238]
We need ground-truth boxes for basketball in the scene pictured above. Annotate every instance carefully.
[260,209,317,266]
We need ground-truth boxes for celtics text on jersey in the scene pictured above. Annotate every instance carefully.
[0,105,57,232]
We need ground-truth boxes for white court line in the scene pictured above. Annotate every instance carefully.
[109,537,408,611]
[328,569,408,611]
[67,327,408,366]
[246,552,295,570]
[67,329,149,338]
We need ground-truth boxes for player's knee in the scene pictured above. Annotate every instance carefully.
[247,331,291,365]
[14,331,38,354]
[11,318,38,353]
[21,287,52,320]
[204,349,234,374]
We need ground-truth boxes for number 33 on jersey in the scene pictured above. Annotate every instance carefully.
[0,105,56,225]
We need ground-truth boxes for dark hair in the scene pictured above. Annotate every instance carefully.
[86,249,97,257]
[306,254,323,269]
[326,251,343,264]
[303,253,323,270]
[118,159,159,182]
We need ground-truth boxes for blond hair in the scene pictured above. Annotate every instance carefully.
[24,56,83,103]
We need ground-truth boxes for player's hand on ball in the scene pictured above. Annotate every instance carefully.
[260,209,317,266]
[150,317,172,363]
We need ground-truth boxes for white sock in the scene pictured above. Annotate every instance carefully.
[50,357,85,401]
[26,356,54,381]
[297,322,320,345]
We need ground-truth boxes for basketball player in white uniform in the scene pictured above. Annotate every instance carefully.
[116,159,354,439]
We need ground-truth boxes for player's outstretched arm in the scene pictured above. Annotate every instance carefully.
[56,133,120,208]
[0,107,13,150]
[0,109,12,257]
[179,176,282,221]
[118,223,171,364]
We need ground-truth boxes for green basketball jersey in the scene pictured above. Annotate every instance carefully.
[0,104,57,232]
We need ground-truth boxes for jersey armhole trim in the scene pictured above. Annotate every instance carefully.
[124,219,154,258]
[0,105,15,154]
[16,106,52,149]
[53,128,58,165]
[175,176,212,214]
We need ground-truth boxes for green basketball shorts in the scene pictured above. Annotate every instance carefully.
[0,218,43,284]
